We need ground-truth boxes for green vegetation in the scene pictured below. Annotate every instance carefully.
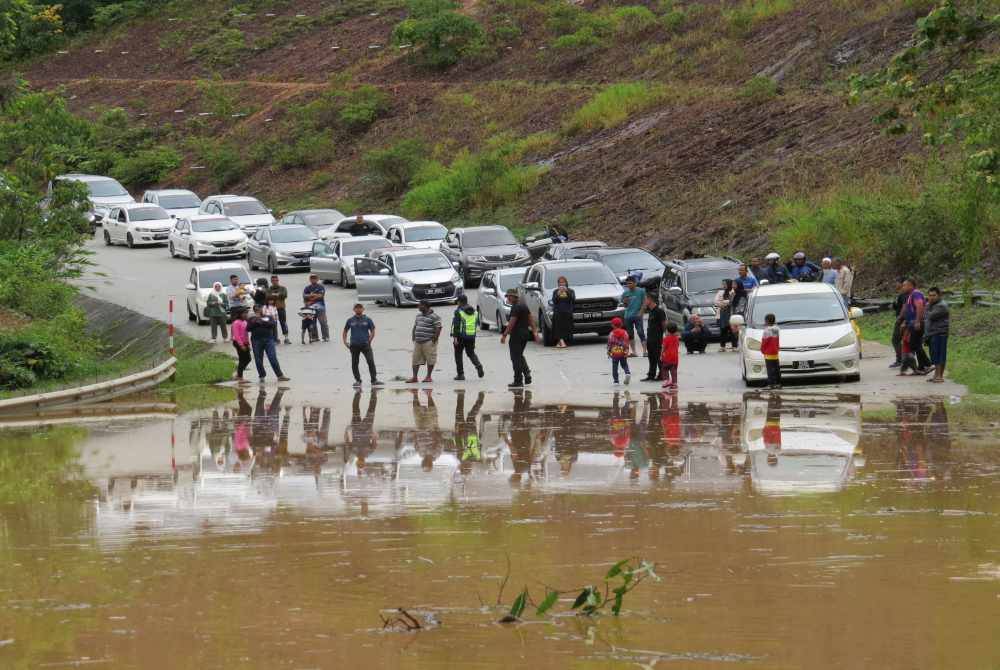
[393,0,487,69]
[724,0,796,36]
[739,75,779,103]
[190,27,248,68]
[564,82,666,136]
[0,426,94,505]
[861,305,1000,395]
[365,138,430,196]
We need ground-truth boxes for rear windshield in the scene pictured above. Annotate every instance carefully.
[342,239,391,256]
[543,266,617,288]
[462,229,516,247]
[192,219,237,233]
[225,200,267,216]
[405,226,446,242]
[337,221,384,235]
[85,178,129,197]
[158,193,200,208]
[199,268,250,288]
[129,207,169,221]
[270,226,317,243]
[301,211,342,227]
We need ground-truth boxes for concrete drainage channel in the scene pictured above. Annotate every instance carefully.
[0,295,177,416]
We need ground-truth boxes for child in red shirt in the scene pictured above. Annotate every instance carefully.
[608,317,631,384]
[660,321,680,389]
[761,313,781,389]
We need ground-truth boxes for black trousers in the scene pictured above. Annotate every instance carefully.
[765,359,781,386]
[276,307,289,336]
[509,336,531,383]
[909,326,932,370]
[453,338,482,375]
[646,337,662,378]
[350,344,377,382]
[891,319,903,362]
[233,342,251,378]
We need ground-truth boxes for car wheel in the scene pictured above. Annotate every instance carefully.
[187,303,196,322]
[393,289,403,308]
[169,241,176,257]
[189,245,196,261]
[126,233,135,249]
[479,308,490,331]
[267,256,275,274]
[462,267,473,288]
[540,312,556,347]
[248,252,256,270]
[340,270,347,287]
[103,230,112,246]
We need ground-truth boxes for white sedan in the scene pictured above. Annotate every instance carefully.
[102,203,173,247]
[168,215,248,260]
[730,282,864,386]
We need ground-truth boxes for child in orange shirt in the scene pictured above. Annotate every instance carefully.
[761,313,781,389]
[608,317,631,384]
[660,322,680,389]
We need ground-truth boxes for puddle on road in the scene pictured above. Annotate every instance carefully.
[1,390,998,669]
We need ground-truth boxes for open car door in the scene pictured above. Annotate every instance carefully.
[354,257,394,302]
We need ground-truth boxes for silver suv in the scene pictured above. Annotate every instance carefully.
[354,248,463,307]
[517,260,625,346]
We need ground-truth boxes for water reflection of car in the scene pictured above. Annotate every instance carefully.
[730,283,864,386]
[741,393,863,494]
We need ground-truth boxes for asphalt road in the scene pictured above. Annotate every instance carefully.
[79,236,966,403]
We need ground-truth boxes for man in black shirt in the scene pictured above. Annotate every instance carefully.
[643,294,666,381]
[247,305,290,383]
[499,289,539,388]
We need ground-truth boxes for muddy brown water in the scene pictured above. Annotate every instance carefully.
[1,390,998,669]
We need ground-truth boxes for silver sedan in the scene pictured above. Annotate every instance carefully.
[310,235,393,287]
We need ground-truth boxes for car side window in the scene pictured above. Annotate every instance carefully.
[481,274,493,290]
[528,268,540,285]
[189,269,197,285]
[392,229,402,243]
[118,209,128,223]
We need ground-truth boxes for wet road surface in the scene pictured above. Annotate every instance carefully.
[1,391,998,668]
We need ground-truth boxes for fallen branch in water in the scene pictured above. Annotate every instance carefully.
[381,607,422,631]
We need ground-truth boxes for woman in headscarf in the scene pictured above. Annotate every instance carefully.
[206,281,230,342]
[551,276,575,348]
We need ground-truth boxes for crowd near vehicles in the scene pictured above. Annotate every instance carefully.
[659,256,745,338]
[50,173,134,228]
[168,216,247,260]
[199,195,275,232]
[441,225,533,286]
[141,189,202,219]
[475,268,526,331]
[185,262,252,323]
[354,248,464,307]
[246,224,318,273]
[518,260,626,346]
[102,203,173,248]
[729,283,863,386]
[310,235,393,287]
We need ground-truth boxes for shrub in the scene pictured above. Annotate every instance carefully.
[611,6,657,36]
[724,0,794,36]
[113,146,181,186]
[270,131,336,170]
[739,75,779,103]
[0,244,77,318]
[552,26,603,51]
[199,140,249,190]
[0,310,95,390]
[392,0,487,69]
[190,28,247,68]
[338,85,390,132]
[364,139,430,196]
[564,82,666,136]
[91,2,148,30]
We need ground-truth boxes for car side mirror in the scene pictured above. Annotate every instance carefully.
[668,286,682,295]
[260,240,270,247]
[729,315,745,328]
[378,268,390,276]
[185,283,197,291]
[523,282,539,292]
[849,307,864,320]
[452,261,460,270]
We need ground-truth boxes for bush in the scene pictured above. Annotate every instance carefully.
[91,1,148,30]
[190,28,247,68]
[564,82,666,136]
[364,139,430,196]
[610,6,657,36]
[269,131,336,170]
[739,75,779,103]
[199,140,249,190]
[0,244,77,318]
[113,146,181,186]
[392,0,487,69]
[0,310,96,390]
[552,26,604,51]
[338,85,390,132]
[724,0,794,36]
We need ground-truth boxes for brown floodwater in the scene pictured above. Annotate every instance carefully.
[1,389,998,669]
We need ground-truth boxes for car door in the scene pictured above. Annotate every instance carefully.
[248,228,265,265]
[311,241,334,279]
[441,232,459,262]
[115,208,129,242]
[660,268,683,322]
[354,257,394,302]
[170,218,183,251]
[520,266,543,317]
[187,268,199,316]
[479,272,497,324]
[328,240,343,276]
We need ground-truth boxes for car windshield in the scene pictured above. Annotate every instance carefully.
[225,200,267,216]
[85,179,129,197]
[129,207,169,221]
[462,229,516,247]
[543,266,617,288]
[750,293,847,328]
[301,211,342,227]
[199,268,250,288]
[396,254,452,272]
[270,226,317,243]
[406,226,446,242]
[158,193,200,208]
[192,219,237,233]
[498,273,523,291]
[602,250,662,273]
[686,270,737,294]
[343,239,391,256]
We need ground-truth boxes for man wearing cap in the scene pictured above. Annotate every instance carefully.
[759,253,789,284]
[500,289,539,388]
[820,258,838,285]
[787,251,821,282]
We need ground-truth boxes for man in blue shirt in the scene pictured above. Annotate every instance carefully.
[342,303,382,387]
[759,253,789,284]
[736,264,758,290]
[621,275,646,357]
[303,274,329,341]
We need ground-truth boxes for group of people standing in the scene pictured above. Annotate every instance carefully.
[891,279,950,382]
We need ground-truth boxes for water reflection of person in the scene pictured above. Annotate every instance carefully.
[302,405,331,474]
[251,388,287,474]
[894,399,951,480]
[506,390,533,484]
[609,392,634,458]
[207,408,231,461]
[409,389,442,471]
[640,394,665,481]
[454,390,485,464]
[659,392,682,476]
[763,395,783,467]
[345,390,378,472]
[232,390,253,472]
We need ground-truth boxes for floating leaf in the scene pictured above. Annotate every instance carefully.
[612,592,624,616]
[605,559,629,579]
[571,587,592,609]
[509,588,528,619]
[536,590,559,616]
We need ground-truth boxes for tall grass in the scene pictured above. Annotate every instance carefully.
[724,0,795,35]
[564,82,666,136]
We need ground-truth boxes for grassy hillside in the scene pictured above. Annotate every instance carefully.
[6,0,1000,288]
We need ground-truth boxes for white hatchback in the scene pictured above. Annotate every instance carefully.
[102,203,173,247]
[730,282,863,386]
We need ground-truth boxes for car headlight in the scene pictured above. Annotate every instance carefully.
[468,255,486,263]
[399,278,414,287]
[275,252,293,260]
[515,250,529,259]
[450,272,461,283]
[746,337,762,351]
[829,332,857,349]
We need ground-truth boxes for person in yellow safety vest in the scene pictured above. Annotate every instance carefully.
[454,390,485,462]
[452,295,485,381]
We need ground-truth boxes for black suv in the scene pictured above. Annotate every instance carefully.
[572,247,665,291]
[659,257,748,338]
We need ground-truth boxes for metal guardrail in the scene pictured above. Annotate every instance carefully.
[0,357,176,415]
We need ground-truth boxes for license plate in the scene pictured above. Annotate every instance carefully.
[575,312,601,320]
[154,234,168,240]
[793,360,814,370]
[425,288,444,295]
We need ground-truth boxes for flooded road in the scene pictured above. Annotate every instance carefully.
[1,391,998,669]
